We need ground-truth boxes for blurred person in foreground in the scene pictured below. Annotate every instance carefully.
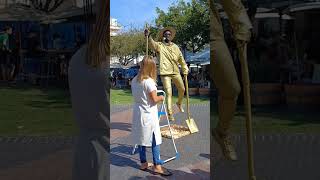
[68,0,109,179]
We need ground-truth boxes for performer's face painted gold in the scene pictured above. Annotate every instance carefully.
[163,30,172,43]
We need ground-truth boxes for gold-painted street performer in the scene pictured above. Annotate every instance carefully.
[144,27,189,121]
[209,0,253,162]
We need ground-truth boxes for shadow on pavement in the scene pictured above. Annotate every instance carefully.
[110,153,140,170]
[199,153,210,159]
[111,144,140,170]
[144,168,210,179]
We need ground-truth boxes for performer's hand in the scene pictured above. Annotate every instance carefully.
[144,29,150,37]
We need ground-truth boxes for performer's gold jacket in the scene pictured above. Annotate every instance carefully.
[148,37,189,75]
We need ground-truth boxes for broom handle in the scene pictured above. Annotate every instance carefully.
[238,42,256,180]
[184,75,190,119]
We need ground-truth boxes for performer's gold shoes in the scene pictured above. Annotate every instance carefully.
[168,114,175,121]
[213,128,238,161]
[176,103,184,113]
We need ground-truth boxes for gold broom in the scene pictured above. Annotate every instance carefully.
[237,41,256,180]
[184,75,199,134]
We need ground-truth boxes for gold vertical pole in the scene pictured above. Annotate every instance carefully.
[145,23,148,56]
[238,42,256,180]
[184,76,190,119]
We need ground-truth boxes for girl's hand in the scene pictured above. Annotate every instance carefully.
[149,91,164,104]
[158,95,165,102]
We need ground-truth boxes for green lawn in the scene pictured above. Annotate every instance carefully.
[0,86,77,136]
[1,86,318,136]
[111,89,210,105]
[211,104,320,134]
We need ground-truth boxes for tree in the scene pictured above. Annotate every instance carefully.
[111,29,145,66]
[30,0,64,13]
[155,0,209,53]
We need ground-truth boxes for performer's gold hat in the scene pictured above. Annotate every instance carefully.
[157,27,176,41]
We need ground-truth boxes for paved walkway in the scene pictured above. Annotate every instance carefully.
[110,104,211,180]
[1,103,319,180]
[0,137,73,180]
[212,134,320,180]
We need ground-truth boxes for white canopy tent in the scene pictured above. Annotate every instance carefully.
[185,47,210,88]
[186,47,210,66]
[219,11,293,20]
[0,3,86,23]
[255,13,293,20]
[285,2,320,13]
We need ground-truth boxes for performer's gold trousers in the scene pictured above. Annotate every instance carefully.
[210,2,241,137]
[161,74,185,116]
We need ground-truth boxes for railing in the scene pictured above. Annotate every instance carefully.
[18,49,74,87]
[20,56,56,86]
[114,80,128,89]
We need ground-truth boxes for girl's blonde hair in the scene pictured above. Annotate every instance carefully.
[86,0,109,68]
[137,56,157,83]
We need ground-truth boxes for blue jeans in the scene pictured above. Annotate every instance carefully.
[139,133,161,165]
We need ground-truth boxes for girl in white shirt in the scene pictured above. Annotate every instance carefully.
[131,56,172,176]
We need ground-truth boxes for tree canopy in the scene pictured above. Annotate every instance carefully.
[110,0,210,65]
[110,29,145,66]
[155,0,209,53]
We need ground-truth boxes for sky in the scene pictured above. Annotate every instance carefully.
[111,0,190,31]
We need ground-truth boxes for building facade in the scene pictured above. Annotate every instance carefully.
[110,18,121,36]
